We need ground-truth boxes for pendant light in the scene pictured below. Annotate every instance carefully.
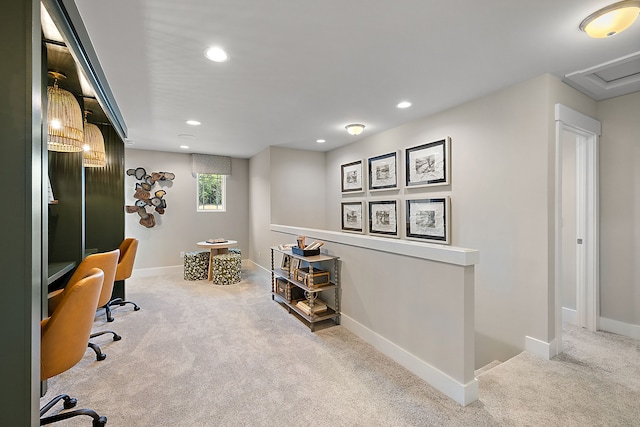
[47,72,84,152]
[82,111,106,167]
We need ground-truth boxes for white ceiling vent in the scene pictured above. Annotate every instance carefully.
[563,51,640,101]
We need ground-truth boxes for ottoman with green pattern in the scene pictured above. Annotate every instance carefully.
[211,252,242,285]
[184,250,210,280]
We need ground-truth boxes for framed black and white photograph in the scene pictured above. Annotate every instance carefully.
[368,200,398,237]
[341,201,364,233]
[341,160,364,193]
[368,152,398,191]
[406,197,450,244]
[405,137,450,188]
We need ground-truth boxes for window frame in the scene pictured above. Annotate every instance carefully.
[196,173,227,213]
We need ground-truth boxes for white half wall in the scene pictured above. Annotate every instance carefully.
[271,224,478,406]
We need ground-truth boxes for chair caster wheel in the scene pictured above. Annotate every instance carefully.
[134,306,141,311]
[113,334,122,341]
[97,353,106,361]
[63,397,77,409]
[93,416,107,427]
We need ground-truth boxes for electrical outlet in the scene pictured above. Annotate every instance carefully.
[180,251,185,259]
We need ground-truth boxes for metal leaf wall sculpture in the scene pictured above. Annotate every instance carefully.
[125,167,175,228]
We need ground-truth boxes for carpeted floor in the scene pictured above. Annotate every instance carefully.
[41,261,640,426]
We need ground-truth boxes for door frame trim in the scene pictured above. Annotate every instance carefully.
[554,104,601,356]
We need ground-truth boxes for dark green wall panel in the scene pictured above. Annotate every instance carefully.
[85,124,125,253]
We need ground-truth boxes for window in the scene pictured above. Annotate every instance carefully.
[197,173,226,212]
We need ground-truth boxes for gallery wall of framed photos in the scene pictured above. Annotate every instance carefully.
[340,137,451,244]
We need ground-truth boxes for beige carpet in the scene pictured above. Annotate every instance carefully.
[41,262,640,426]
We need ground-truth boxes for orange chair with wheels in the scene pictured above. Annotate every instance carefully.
[40,267,108,426]
[48,250,121,361]
[106,238,140,320]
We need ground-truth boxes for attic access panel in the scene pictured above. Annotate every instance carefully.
[563,52,640,101]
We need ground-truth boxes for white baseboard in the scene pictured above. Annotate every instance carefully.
[341,314,478,406]
[525,335,557,360]
[562,307,577,324]
[132,265,183,278]
[599,317,640,340]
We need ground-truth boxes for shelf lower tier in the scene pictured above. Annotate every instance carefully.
[271,268,338,293]
[272,293,340,331]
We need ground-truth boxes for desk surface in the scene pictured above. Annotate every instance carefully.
[197,240,237,249]
[47,261,76,285]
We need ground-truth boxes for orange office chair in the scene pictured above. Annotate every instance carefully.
[106,238,140,320]
[40,267,108,426]
[48,250,122,361]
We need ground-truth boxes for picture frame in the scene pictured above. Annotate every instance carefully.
[341,160,364,193]
[341,201,365,233]
[368,151,398,191]
[405,197,450,244]
[405,137,450,188]
[281,254,291,271]
[368,200,399,237]
[289,258,301,277]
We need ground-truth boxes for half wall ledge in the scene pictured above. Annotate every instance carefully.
[270,224,479,266]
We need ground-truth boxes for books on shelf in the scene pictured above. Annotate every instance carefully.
[295,298,328,316]
[304,240,324,250]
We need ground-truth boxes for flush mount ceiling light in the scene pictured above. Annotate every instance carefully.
[47,71,84,152]
[397,101,412,109]
[204,46,230,62]
[82,111,106,168]
[316,139,326,143]
[186,120,201,126]
[580,0,640,38]
[345,124,365,136]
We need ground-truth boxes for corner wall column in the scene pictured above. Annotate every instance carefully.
[0,0,43,425]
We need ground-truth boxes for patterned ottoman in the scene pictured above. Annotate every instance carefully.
[211,252,242,285]
[228,248,242,256]
[184,250,210,280]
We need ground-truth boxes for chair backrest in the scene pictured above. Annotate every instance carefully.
[41,268,104,381]
[68,249,120,308]
[115,238,138,281]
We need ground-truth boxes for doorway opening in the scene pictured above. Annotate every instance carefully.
[554,104,601,356]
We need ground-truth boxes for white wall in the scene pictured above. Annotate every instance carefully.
[125,148,249,270]
[598,91,640,326]
[248,147,272,266]
[249,146,328,267]
[269,146,326,228]
[326,75,554,366]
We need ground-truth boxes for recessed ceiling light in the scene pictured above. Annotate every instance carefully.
[180,145,190,149]
[186,120,201,126]
[316,139,326,143]
[178,133,196,139]
[204,46,230,62]
[397,101,412,109]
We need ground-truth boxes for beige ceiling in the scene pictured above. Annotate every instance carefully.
[73,0,640,158]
